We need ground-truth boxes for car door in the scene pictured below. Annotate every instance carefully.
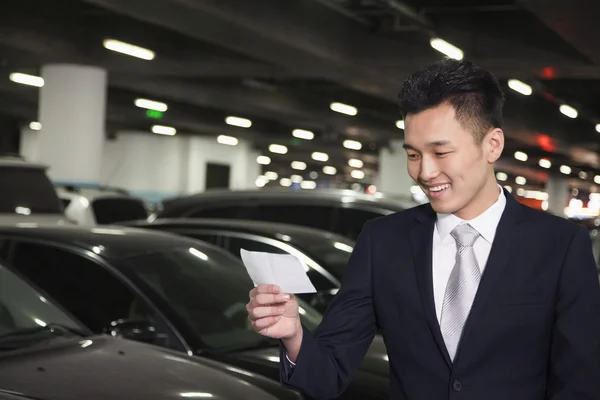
[0,239,186,352]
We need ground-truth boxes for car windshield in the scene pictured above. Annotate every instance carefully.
[117,246,323,352]
[0,167,63,214]
[0,262,85,345]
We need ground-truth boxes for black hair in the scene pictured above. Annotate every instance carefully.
[397,58,505,143]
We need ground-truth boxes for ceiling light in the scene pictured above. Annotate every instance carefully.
[152,125,176,136]
[312,152,329,162]
[255,176,268,188]
[103,39,155,60]
[560,165,571,175]
[396,120,405,130]
[516,188,526,196]
[225,116,252,128]
[579,171,588,179]
[280,178,292,187]
[257,156,271,165]
[348,159,363,168]
[559,104,578,119]
[135,98,167,112]
[292,129,314,140]
[330,102,357,116]
[515,176,526,185]
[507,79,532,96]
[343,140,362,150]
[217,135,238,146]
[430,38,463,60]
[323,166,337,175]
[9,72,44,87]
[503,185,512,193]
[596,124,600,133]
[291,161,307,170]
[496,172,507,181]
[539,158,551,168]
[264,171,278,180]
[514,151,528,162]
[594,175,600,184]
[291,174,303,183]
[309,171,318,179]
[29,121,42,131]
[269,144,287,154]
[300,181,317,190]
[351,170,365,180]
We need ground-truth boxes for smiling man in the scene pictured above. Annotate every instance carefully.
[246,59,600,400]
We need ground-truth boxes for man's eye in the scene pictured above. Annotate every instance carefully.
[436,152,450,157]
[407,154,419,159]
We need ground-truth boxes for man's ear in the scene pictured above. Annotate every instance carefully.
[486,128,504,163]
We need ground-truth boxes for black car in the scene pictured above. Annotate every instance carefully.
[124,218,355,313]
[153,188,416,240]
[0,224,390,399]
[0,258,299,400]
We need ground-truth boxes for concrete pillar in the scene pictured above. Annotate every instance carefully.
[378,139,420,201]
[546,174,569,217]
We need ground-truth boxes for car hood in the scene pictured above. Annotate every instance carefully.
[0,214,74,226]
[211,335,389,399]
[0,335,284,400]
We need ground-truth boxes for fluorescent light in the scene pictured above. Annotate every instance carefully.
[323,166,337,175]
[292,129,314,140]
[290,174,303,183]
[343,139,362,150]
[579,171,588,179]
[594,175,600,184]
[255,176,268,187]
[349,159,364,168]
[330,102,357,116]
[396,120,405,130]
[559,104,578,119]
[217,135,238,146]
[430,38,463,60]
[517,188,526,196]
[280,178,292,187]
[103,39,154,60]
[539,158,551,168]
[515,176,527,185]
[560,165,571,175]
[514,151,528,162]
[269,144,288,154]
[257,156,271,165]
[596,124,600,133]
[504,185,512,193]
[264,171,278,180]
[300,181,317,190]
[351,170,365,180]
[291,161,307,170]
[496,172,508,181]
[9,72,44,87]
[507,79,532,96]
[225,116,252,128]
[29,121,42,131]
[312,152,329,162]
[135,98,167,112]
[152,125,176,136]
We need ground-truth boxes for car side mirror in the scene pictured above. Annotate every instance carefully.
[104,319,158,344]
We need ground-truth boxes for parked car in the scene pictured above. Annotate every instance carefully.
[56,184,148,226]
[124,218,356,313]
[0,224,390,399]
[0,155,69,225]
[152,188,417,240]
[0,257,300,400]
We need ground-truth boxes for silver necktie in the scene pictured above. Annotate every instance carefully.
[440,223,481,361]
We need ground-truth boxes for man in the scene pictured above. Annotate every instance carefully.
[246,59,600,399]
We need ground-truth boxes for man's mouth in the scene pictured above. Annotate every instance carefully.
[428,183,451,193]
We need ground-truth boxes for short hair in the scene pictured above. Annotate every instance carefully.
[397,58,505,143]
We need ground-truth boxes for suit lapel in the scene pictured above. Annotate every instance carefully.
[410,205,452,367]
[453,189,526,364]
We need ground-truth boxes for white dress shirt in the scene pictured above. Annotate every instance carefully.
[432,186,506,323]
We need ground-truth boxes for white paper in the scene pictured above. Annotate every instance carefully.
[240,249,317,294]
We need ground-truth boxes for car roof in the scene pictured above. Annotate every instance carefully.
[0,157,48,169]
[0,223,217,259]
[128,218,356,246]
[161,188,416,213]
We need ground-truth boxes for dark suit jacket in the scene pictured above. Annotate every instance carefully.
[280,190,600,399]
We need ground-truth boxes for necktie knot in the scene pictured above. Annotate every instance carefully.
[450,223,480,248]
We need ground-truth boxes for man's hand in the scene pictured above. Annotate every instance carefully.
[247,284,301,339]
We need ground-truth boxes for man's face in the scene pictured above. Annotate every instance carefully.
[403,102,501,218]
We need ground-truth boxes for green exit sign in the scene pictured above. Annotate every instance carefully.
[146,109,164,119]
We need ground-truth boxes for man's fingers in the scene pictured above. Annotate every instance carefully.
[249,284,281,299]
[251,315,282,331]
[248,305,285,320]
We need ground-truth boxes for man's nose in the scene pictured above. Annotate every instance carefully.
[419,157,439,182]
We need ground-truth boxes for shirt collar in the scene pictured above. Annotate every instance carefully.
[436,185,506,244]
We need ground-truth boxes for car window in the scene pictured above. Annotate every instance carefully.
[0,167,63,214]
[335,208,384,240]
[92,198,148,224]
[223,236,337,291]
[254,205,335,231]
[188,205,255,219]
[8,241,179,348]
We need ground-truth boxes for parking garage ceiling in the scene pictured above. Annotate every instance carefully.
[1,0,600,194]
